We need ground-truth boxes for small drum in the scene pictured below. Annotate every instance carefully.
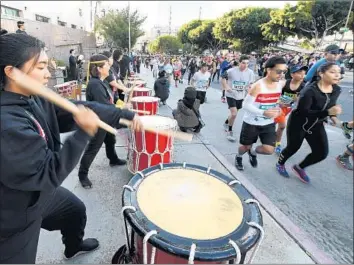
[128,80,146,88]
[115,163,264,264]
[131,96,159,116]
[132,87,152,98]
[53,82,73,98]
[127,116,177,174]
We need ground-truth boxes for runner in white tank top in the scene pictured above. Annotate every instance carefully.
[235,56,288,171]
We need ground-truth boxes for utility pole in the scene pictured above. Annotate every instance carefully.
[90,1,93,31]
[169,6,172,35]
[128,1,131,54]
[339,0,353,48]
[199,6,202,20]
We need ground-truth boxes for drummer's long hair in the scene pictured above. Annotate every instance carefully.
[0,32,45,90]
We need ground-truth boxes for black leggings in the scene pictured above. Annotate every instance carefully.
[278,114,329,169]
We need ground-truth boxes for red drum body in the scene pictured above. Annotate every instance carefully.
[53,82,74,98]
[132,88,152,98]
[127,116,177,174]
[131,96,159,116]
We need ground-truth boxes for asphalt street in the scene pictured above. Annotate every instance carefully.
[152,68,353,264]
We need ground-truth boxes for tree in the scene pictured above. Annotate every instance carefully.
[188,20,228,54]
[213,7,274,53]
[94,6,146,49]
[148,35,183,54]
[177,20,202,45]
[261,1,354,49]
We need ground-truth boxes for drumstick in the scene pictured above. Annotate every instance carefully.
[9,68,192,141]
[9,68,118,135]
[120,118,193,142]
[131,109,150,115]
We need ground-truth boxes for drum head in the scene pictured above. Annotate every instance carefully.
[123,163,263,262]
[139,115,177,130]
[132,87,151,92]
[131,96,159,103]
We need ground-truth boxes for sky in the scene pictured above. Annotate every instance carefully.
[101,1,296,31]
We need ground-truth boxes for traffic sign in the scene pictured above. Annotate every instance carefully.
[339,27,349,33]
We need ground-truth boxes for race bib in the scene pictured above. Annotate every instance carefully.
[196,80,208,91]
[232,81,247,91]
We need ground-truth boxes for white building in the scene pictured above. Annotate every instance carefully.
[1,1,91,31]
[149,25,179,40]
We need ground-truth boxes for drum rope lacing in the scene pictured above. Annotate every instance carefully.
[143,230,158,264]
[127,119,178,174]
[131,100,159,116]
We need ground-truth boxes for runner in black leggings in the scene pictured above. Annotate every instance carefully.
[276,62,342,183]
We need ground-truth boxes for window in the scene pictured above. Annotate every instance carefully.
[1,6,20,17]
[58,20,66,27]
[79,8,82,17]
[71,24,77,29]
[36,14,50,23]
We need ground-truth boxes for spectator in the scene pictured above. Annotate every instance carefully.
[16,21,27,34]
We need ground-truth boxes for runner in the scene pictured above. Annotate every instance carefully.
[336,121,353,170]
[222,55,256,142]
[220,55,231,103]
[172,59,182,87]
[235,56,286,171]
[191,63,211,104]
[274,65,307,155]
[276,62,342,183]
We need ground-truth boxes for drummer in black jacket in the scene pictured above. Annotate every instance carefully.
[0,33,142,263]
[78,54,131,188]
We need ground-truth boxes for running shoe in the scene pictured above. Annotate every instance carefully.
[235,155,244,171]
[276,163,290,178]
[336,155,353,170]
[292,164,310,183]
[248,150,258,168]
[275,145,282,156]
[226,131,236,142]
[341,122,352,139]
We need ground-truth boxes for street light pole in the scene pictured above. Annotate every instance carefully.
[128,1,131,54]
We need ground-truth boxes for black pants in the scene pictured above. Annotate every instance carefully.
[0,187,86,264]
[79,129,119,178]
[136,64,140,74]
[188,71,195,84]
[150,65,153,71]
[212,70,220,82]
[278,114,329,169]
[196,91,206,104]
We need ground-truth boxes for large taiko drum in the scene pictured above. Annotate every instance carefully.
[128,80,147,88]
[131,96,159,116]
[132,87,152,98]
[114,163,264,264]
[127,116,177,174]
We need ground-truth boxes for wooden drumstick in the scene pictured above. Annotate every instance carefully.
[131,109,150,115]
[9,68,118,135]
[120,118,193,142]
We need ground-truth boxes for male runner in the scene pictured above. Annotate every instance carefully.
[336,121,353,170]
[191,63,211,104]
[220,55,232,102]
[222,55,255,142]
[274,65,307,155]
[235,56,287,170]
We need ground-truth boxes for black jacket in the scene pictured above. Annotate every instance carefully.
[119,55,130,80]
[0,91,134,244]
[291,82,341,126]
[154,77,169,102]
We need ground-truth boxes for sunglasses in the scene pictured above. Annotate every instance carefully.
[328,50,340,55]
[274,69,288,75]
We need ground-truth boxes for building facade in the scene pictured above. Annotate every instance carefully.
[1,1,100,64]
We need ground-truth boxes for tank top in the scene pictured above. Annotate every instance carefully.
[282,79,304,99]
[243,79,282,126]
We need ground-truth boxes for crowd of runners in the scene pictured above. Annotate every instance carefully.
[137,45,353,182]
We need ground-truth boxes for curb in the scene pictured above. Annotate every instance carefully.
[138,71,336,264]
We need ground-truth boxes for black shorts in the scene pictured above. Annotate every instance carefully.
[239,122,276,146]
[226,97,243,110]
[196,91,206,104]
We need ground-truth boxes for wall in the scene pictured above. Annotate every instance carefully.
[1,17,100,66]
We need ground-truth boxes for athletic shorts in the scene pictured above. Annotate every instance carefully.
[196,91,206,104]
[239,122,276,146]
[274,106,292,124]
[226,97,243,110]
[173,70,181,80]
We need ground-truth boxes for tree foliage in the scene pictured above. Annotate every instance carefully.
[94,6,146,49]
[261,1,353,48]
[148,35,183,54]
[213,7,273,53]
[177,20,202,44]
[188,20,228,53]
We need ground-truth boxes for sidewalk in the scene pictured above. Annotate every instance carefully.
[35,68,327,264]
